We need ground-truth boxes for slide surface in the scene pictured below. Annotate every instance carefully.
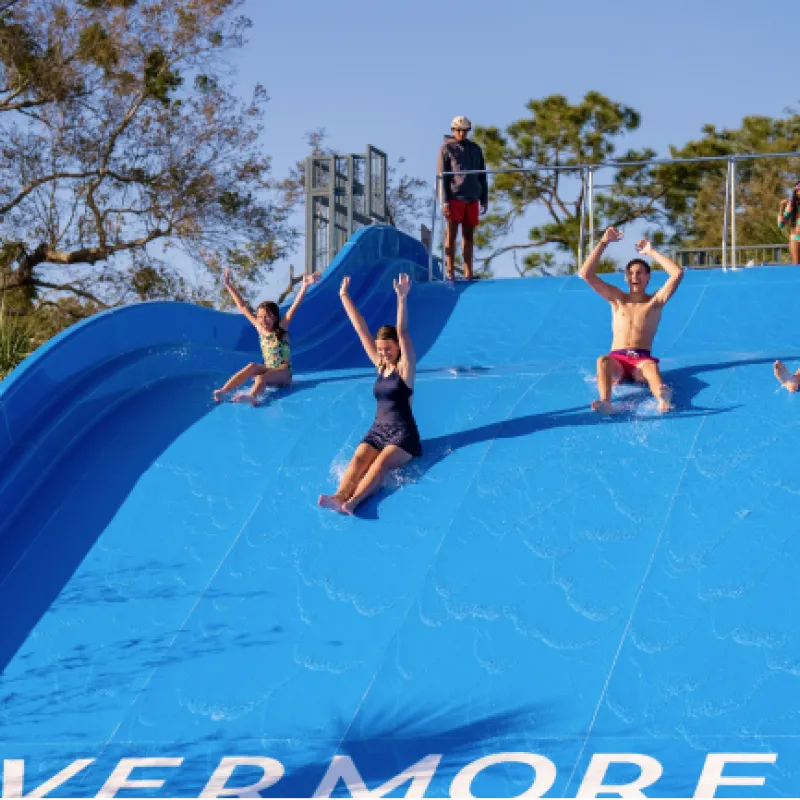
[1,227,800,797]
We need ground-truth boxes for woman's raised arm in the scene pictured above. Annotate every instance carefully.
[340,276,379,367]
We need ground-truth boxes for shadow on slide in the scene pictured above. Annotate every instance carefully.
[0,374,217,675]
[151,702,550,796]
[355,356,788,519]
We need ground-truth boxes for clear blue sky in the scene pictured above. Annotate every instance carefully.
[229,0,797,296]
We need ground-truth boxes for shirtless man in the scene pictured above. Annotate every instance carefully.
[580,227,684,414]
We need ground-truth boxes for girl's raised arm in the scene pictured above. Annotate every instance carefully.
[281,272,320,328]
[339,276,379,367]
[394,274,415,386]
[223,268,261,330]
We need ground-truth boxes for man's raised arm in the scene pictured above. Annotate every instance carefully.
[579,227,626,302]
[637,239,684,305]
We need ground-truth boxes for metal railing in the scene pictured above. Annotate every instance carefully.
[671,244,790,269]
[428,151,800,281]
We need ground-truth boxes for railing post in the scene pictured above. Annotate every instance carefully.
[439,176,446,277]
[577,169,586,269]
[730,158,737,270]
[588,167,596,252]
[722,160,731,270]
[428,177,438,281]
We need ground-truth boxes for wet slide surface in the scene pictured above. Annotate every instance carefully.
[1,227,800,797]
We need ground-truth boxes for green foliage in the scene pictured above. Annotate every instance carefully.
[472,94,800,276]
[131,265,183,301]
[473,91,659,275]
[76,22,119,73]
[194,73,218,92]
[143,47,182,105]
[79,0,137,9]
[655,115,800,247]
[0,0,297,327]
[0,299,35,380]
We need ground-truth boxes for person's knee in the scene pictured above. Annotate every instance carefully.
[354,448,375,467]
[596,355,612,370]
[640,364,661,382]
[462,227,475,243]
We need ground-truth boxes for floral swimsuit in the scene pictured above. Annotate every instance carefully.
[259,329,291,370]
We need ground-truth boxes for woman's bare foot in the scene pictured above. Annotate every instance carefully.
[318,494,344,513]
[213,389,226,402]
[232,393,251,403]
[591,399,615,415]
[774,361,800,392]
[657,385,674,412]
[340,501,356,516]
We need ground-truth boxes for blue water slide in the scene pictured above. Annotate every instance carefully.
[1,225,800,798]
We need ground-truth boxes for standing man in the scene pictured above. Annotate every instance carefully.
[437,115,488,280]
[580,227,685,414]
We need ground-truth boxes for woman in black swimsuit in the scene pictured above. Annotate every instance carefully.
[319,273,421,515]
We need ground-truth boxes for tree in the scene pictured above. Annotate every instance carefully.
[385,157,431,236]
[0,0,297,319]
[472,92,668,275]
[655,114,800,249]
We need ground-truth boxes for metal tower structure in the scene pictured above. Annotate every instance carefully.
[305,145,388,273]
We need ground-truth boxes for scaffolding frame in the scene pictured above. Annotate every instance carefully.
[305,145,388,273]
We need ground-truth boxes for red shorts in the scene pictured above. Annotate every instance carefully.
[608,349,659,381]
[447,199,480,226]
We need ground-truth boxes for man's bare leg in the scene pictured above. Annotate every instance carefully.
[444,219,459,279]
[319,443,379,512]
[214,362,267,401]
[637,361,673,412]
[462,223,475,280]
[341,446,413,515]
[592,355,625,414]
[774,360,800,392]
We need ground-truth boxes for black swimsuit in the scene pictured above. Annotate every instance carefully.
[361,370,422,458]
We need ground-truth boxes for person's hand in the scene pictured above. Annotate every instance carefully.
[442,201,451,219]
[393,273,411,298]
[781,198,791,209]
[635,238,655,257]
[302,272,319,288]
[601,227,624,245]
[339,276,350,299]
[480,202,488,216]
[223,267,231,286]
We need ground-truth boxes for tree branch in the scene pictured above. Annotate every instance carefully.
[538,188,564,226]
[478,237,569,270]
[0,0,22,18]
[30,279,108,307]
[552,186,573,220]
[0,96,61,113]
[277,264,302,303]
[0,172,96,215]
[44,228,169,264]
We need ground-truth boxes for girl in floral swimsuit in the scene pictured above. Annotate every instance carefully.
[213,268,318,405]
[778,183,800,265]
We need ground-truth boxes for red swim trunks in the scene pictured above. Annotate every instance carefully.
[608,349,659,381]
[447,199,480,226]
